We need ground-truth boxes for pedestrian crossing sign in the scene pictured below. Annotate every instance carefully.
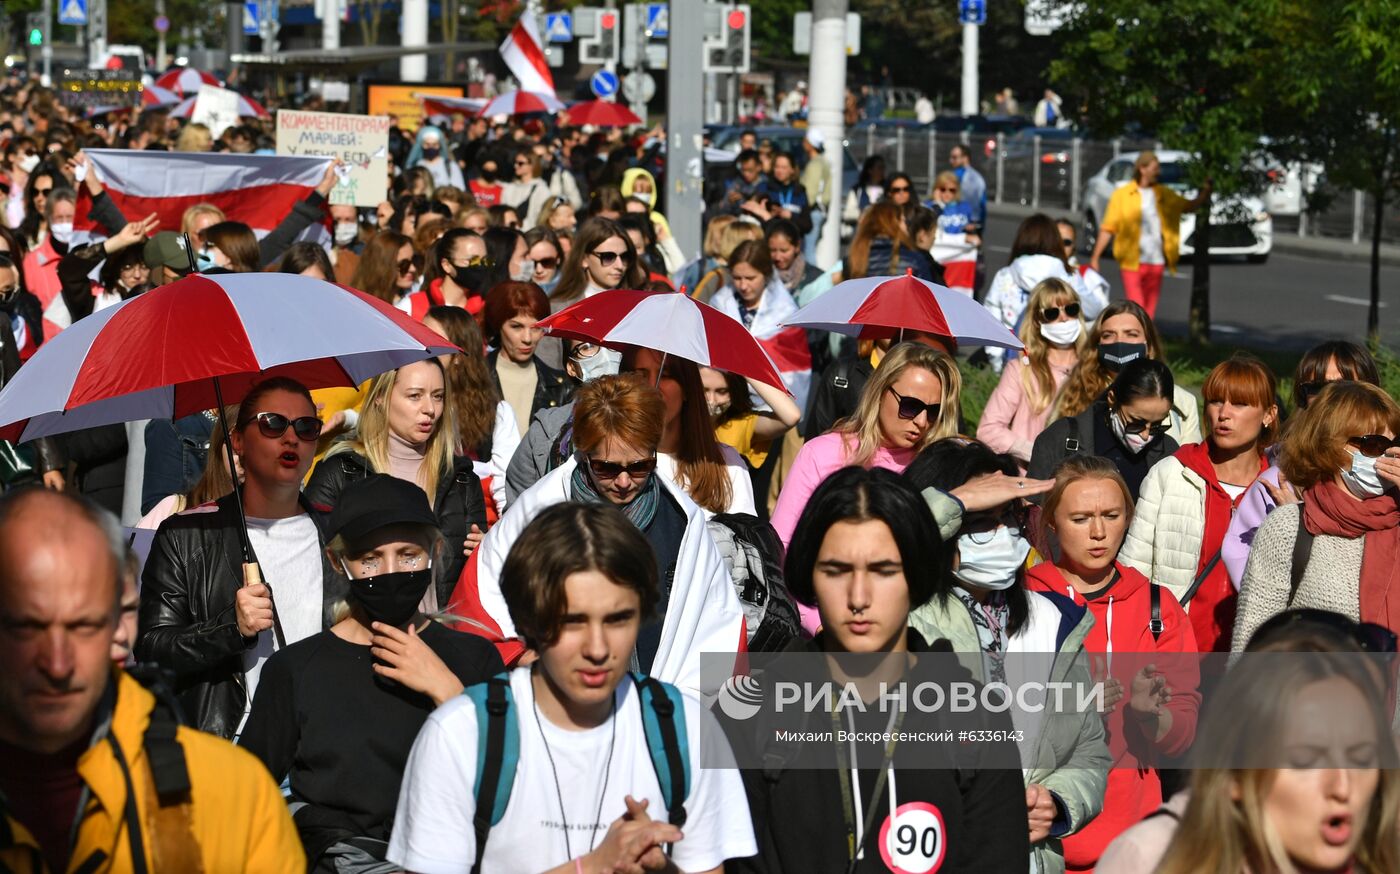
[58,0,87,26]
[244,1,259,34]
[545,12,572,43]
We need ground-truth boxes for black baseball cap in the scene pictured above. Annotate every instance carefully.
[327,474,439,543]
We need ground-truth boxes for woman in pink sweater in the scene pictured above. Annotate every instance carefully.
[771,343,964,632]
[977,277,1085,468]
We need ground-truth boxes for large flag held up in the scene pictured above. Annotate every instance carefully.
[498,10,555,97]
[73,150,331,242]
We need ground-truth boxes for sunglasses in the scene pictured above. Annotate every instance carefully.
[935,186,958,193]
[514,159,530,166]
[397,258,421,276]
[888,185,911,194]
[1351,434,1400,458]
[1296,381,1327,406]
[33,187,51,196]
[534,257,559,271]
[590,249,634,267]
[587,455,657,482]
[1119,413,1172,437]
[1061,238,1075,248]
[1252,608,1398,653]
[887,387,941,421]
[1041,303,1080,321]
[244,412,323,441]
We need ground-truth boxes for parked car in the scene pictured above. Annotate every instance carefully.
[706,124,859,193]
[1081,150,1273,263]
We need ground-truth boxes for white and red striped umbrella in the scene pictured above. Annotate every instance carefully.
[783,271,1024,349]
[417,93,488,117]
[0,273,454,442]
[154,66,222,97]
[538,290,790,393]
[142,83,181,106]
[565,99,643,128]
[476,89,566,118]
[169,92,270,120]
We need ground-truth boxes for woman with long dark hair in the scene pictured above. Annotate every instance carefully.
[539,217,645,369]
[845,201,937,282]
[351,230,417,305]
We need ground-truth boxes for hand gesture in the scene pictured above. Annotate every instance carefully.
[463,524,483,557]
[105,212,160,254]
[1376,449,1400,492]
[235,582,275,637]
[1127,664,1172,719]
[1262,474,1300,507]
[1026,784,1057,843]
[316,158,344,197]
[588,795,682,874]
[370,621,463,705]
[1098,675,1124,715]
[947,471,1054,513]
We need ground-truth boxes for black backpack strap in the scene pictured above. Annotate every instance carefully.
[1179,550,1223,607]
[1063,415,1082,453]
[125,665,192,805]
[472,677,513,874]
[1289,507,1315,607]
[1149,584,1164,642]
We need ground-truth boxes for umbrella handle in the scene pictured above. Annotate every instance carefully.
[243,562,263,586]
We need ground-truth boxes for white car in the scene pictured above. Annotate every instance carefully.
[1082,150,1273,263]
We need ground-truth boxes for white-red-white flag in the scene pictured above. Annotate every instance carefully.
[73,150,330,242]
[498,10,555,96]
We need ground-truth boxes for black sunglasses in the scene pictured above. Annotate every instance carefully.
[396,257,421,276]
[1251,608,1398,653]
[888,185,911,194]
[1061,237,1075,248]
[1119,412,1171,437]
[587,455,657,482]
[245,412,323,442]
[1041,303,1080,321]
[1351,434,1400,458]
[887,387,940,421]
[589,249,634,267]
[534,257,559,270]
[1296,381,1327,407]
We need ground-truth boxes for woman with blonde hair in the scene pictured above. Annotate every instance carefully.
[175,122,213,152]
[306,359,486,602]
[536,194,576,234]
[502,149,551,229]
[692,218,764,303]
[978,277,1085,467]
[456,205,490,235]
[1234,381,1400,653]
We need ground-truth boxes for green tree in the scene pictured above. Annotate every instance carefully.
[1051,0,1272,344]
[1257,0,1400,342]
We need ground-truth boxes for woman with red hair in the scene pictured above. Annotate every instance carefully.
[482,281,574,438]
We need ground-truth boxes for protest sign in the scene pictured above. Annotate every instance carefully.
[57,69,140,113]
[276,109,390,207]
[191,85,242,138]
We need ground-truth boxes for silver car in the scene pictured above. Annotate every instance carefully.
[1081,150,1273,263]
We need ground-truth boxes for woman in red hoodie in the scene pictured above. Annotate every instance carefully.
[1027,455,1201,873]
[1119,354,1279,651]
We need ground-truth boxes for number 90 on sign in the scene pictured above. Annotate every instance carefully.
[878,802,946,874]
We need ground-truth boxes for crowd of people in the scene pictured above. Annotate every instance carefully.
[0,73,1397,874]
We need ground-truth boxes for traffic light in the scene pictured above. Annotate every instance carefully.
[702,4,750,73]
[26,12,45,47]
[578,7,619,65]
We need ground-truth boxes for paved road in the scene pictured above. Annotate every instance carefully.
[982,214,1400,349]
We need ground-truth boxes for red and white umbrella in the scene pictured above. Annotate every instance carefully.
[538,289,790,393]
[783,271,1024,350]
[565,99,643,128]
[0,273,453,443]
[142,83,181,106]
[477,90,566,118]
[417,93,488,117]
[169,93,270,120]
[154,66,222,97]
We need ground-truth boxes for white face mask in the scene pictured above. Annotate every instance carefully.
[634,191,654,206]
[1342,450,1387,499]
[513,259,536,282]
[573,346,622,382]
[49,222,73,244]
[1039,320,1082,346]
[18,154,39,174]
[334,221,359,246]
[1110,411,1153,454]
[953,526,1032,591]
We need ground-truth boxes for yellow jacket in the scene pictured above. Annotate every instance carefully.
[1101,181,1190,272]
[0,670,304,874]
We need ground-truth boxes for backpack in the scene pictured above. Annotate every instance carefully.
[706,513,802,652]
[464,672,691,874]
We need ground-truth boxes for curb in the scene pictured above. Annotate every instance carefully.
[985,202,1400,268]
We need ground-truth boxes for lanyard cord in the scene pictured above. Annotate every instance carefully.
[532,686,617,860]
[832,702,904,873]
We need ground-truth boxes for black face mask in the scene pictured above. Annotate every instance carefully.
[1098,342,1149,373]
[456,264,489,292]
[422,147,441,161]
[480,168,498,184]
[346,568,433,627]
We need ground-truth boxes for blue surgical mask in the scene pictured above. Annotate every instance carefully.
[1342,450,1387,499]
[196,253,217,272]
[574,347,622,382]
[953,526,1032,591]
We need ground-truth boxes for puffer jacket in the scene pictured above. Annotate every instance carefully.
[862,236,941,283]
[303,450,486,602]
[0,669,305,874]
[136,493,347,740]
[486,350,575,423]
[908,588,1110,874]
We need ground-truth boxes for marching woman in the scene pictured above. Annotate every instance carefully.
[977,278,1085,470]
[305,360,487,605]
[540,217,647,370]
[709,239,813,414]
[905,439,1110,874]
[482,281,574,438]
[1120,355,1278,652]
[721,467,1031,873]
[1026,456,1201,872]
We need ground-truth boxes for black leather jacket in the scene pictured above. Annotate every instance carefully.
[136,492,347,740]
[486,350,576,423]
[0,314,63,477]
[303,451,487,604]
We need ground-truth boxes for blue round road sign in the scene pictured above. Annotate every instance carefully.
[590,69,619,99]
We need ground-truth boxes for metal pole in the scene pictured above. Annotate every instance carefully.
[400,0,428,80]
[321,0,339,50]
[40,0,52,85]
[896,125,904,173]
[1298,166,1309,238]
[866,122,873,159]
[810,0,848,270]
[960,22,977,115]
[226,0,243,67]
[630,4,647,124]
[1031,133,1041,208]
[1352,190,1364,245]
[1070,137,1081,214]
[1112,137,1121,159]
[927,130,936,195]
[665,0,704,265]
[994,131,1004,204]
[89,0,108,67]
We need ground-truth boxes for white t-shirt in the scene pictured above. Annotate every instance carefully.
[1220,481,1249,502]
[239,512,325,734]
[657,447,757,518]
[388,669,757,874]
[1138,186,1166,265]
